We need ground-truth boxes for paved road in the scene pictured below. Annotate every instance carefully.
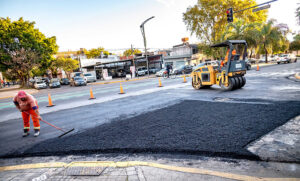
[0,62,299,159]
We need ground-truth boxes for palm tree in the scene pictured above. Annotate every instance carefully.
[256,20,283,63]
[222,19,260,58]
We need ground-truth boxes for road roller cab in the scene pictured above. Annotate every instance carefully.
[191,40,248,91]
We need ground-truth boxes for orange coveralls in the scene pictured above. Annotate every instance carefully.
[13,94,40,131]
[221,49,236,67]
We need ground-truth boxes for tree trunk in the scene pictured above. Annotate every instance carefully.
[264,43,268,63]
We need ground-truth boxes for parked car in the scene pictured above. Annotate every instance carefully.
[172,65,193,75]
[84,73,97,82]
[29,78,36,88]
[42,77,50,86]
[34,81,47,89]
[136,67,146,76]
[70,77,87,86]
[116,69,126,77]
[149,67,160,74]
[155,69,167,77]
[277,54,297,64]
[60,78,70,85]
[49,78,61,88]
[245,59,252,70]
[259,56,272,63]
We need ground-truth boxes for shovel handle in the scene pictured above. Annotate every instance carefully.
[23,111,64,132]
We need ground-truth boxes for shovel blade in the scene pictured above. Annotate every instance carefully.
[58,128,75,138]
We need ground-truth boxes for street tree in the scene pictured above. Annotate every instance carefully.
[0,17,58,87]
[256,20,285,63]
[123,49,142,56]
[183,0,267,47]
[85,47,109,59]
[222,19,260,58]
[289,34,300,55]
[55,57,78,79]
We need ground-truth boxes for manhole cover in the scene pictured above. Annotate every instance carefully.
[65,167,105,176]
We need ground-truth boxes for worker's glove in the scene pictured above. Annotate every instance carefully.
[37,115,42,120]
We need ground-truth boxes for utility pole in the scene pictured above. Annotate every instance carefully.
[131,44,136,78]
[140,16,155,77]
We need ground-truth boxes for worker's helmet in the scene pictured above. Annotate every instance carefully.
[17,91,27,98]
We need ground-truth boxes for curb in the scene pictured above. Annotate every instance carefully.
[295,72,300,80]
[0,161,297,181]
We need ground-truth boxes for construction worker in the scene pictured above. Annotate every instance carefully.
[221,49,236,68]
[13,91,42,137]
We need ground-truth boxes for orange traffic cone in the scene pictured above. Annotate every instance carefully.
[89,88,96,100]
[119,83,125,94]
[256,64,260,71]
[158,78,163,87]
[46,93,55,107]
[183,74,187,83]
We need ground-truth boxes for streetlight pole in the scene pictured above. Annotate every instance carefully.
[140,16,155,77]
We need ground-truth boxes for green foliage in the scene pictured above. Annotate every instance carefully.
[183,0,267,45]
[0,17,58,86]
[85,47,109,59]
[55,57,78,78]
[289,34,300,51]
[255,20,286,62]
[123,49,142,56]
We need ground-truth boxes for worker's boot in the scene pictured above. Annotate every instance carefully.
[34,129,40,137]
[22,129,30,137]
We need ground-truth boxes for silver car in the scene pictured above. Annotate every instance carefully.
[84,73,96,83]
[34,81,47,89]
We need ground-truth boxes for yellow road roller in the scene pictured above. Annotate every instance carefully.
[191,40,248,91]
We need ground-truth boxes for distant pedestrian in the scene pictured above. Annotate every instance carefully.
[0,79,3,88]
[2,80,5,88]
[13,91,42,137]
[166,65,171,78]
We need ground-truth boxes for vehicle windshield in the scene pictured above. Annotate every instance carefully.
[280,54,288,57]
[84,73,92,76]
[36,81,44,84]
[50,78,59,82]
[74,77,84,81]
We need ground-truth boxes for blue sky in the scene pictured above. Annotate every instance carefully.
[1,0,299,52]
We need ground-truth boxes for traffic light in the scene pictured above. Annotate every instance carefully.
[226,8,233,23]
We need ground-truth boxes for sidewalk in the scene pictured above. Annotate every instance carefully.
[0,154,299,181]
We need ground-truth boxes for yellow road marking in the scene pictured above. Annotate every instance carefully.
[0,161,299,181]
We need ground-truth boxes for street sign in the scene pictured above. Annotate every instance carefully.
[252,4,270,12]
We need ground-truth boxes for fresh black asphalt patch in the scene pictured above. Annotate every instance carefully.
[6,100,300,160]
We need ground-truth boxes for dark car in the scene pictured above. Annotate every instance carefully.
[70,77,87,86]
[49,78,61,88]
[173,65,193,75]
[60,78,70,85]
